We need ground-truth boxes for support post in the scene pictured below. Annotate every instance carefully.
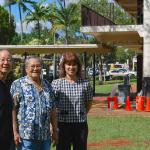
[93,53,96,96]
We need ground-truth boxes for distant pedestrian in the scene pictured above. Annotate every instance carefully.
[52,52,93,150]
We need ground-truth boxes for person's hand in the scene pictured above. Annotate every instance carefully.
[52,130,59,146]
[14,132,21,146]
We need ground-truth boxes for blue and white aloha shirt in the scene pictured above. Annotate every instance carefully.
[10,76,55,140]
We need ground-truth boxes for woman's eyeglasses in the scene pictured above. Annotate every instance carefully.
[29,65,42,69]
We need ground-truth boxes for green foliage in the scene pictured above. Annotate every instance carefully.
[27,27,54,44]
[116,47,135,63]
[80,0,135,24]
[10,26,54,45]
[25,0,50,40]
[0,6,16,44]
[3,0,135,47]
[10,33,21,44]
[13,64,21,79]
[15,0,36,12]
[114,6,135,25]
[52,2,80,44]
[81,0,110,18]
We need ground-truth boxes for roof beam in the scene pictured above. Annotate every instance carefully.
[0,44,111,54]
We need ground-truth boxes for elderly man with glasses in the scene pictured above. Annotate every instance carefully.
[10,56,58,150]
[0,49,15,150]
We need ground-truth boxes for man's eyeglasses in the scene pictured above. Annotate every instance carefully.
[0,58,12,63]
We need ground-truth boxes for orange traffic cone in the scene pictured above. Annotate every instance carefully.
[125,96,132,111]
[113,96,118,109]
[136,96,139,110]
[136,96,145,111]
[145,97,150,112]
[107,97,113,108]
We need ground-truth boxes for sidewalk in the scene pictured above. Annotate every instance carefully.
[93,96,107,101]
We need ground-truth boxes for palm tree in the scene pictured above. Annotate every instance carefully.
[25,0,51,41]
[45,1,58,43]
[4,0,15,23]
[14,0,36,42]
[51,2,79,44]
[60,0,66,7]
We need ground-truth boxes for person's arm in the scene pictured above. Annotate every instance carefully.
[51,108,58,146]
[12,108,20,146]
[86,101,93,113]
[85,80,93,114]
[12,95,21,146]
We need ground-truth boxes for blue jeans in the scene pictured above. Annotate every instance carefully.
[16,139,51,150]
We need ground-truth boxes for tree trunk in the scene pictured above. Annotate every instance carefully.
[8,5,11,23]
[98,59,103,84]
[18,3,23,42]
[65,27,68,44]
[37,21,41,42]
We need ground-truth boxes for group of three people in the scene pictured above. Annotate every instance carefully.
[0,49,93,150]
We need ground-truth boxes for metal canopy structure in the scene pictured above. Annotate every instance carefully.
[0,44,111,54]
[80,4,143,53]
[80,25,143,53]
[0,44,104,95]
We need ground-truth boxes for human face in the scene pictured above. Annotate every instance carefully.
[65,63,78,78]
[26,58,42,80]
[0,50,12,75]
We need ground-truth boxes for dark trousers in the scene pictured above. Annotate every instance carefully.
[56,122,88,150]
[0,138,15,150]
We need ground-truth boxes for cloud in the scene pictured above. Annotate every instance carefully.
[66,0,79,5]
[16,21,35,33]
[16,21,51,33]
[0,0,5,6]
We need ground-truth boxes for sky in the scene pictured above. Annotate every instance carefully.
[0,0,79,33]
[0,0,113,33]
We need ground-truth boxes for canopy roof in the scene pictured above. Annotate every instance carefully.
[0,44,111,54]
[80,25,143,53]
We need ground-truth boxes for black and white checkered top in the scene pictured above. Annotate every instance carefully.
[51,78,93,123]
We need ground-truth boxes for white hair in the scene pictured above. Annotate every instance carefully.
[25,56,43,68]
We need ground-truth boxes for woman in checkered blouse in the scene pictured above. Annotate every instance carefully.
[52,52,93,150]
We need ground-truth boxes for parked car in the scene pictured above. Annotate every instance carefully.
[102,70,111,80]
[88,68,99,76]
[88,68,111,80]
[109,68,137,77]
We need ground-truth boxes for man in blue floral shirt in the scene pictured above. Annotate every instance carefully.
[10,56,58,150]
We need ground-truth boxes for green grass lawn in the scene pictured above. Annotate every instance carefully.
[87,116,150,150]
[94,78,137,94]
[51,116,150,150]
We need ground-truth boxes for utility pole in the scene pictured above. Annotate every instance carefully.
[53,33,57,79]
